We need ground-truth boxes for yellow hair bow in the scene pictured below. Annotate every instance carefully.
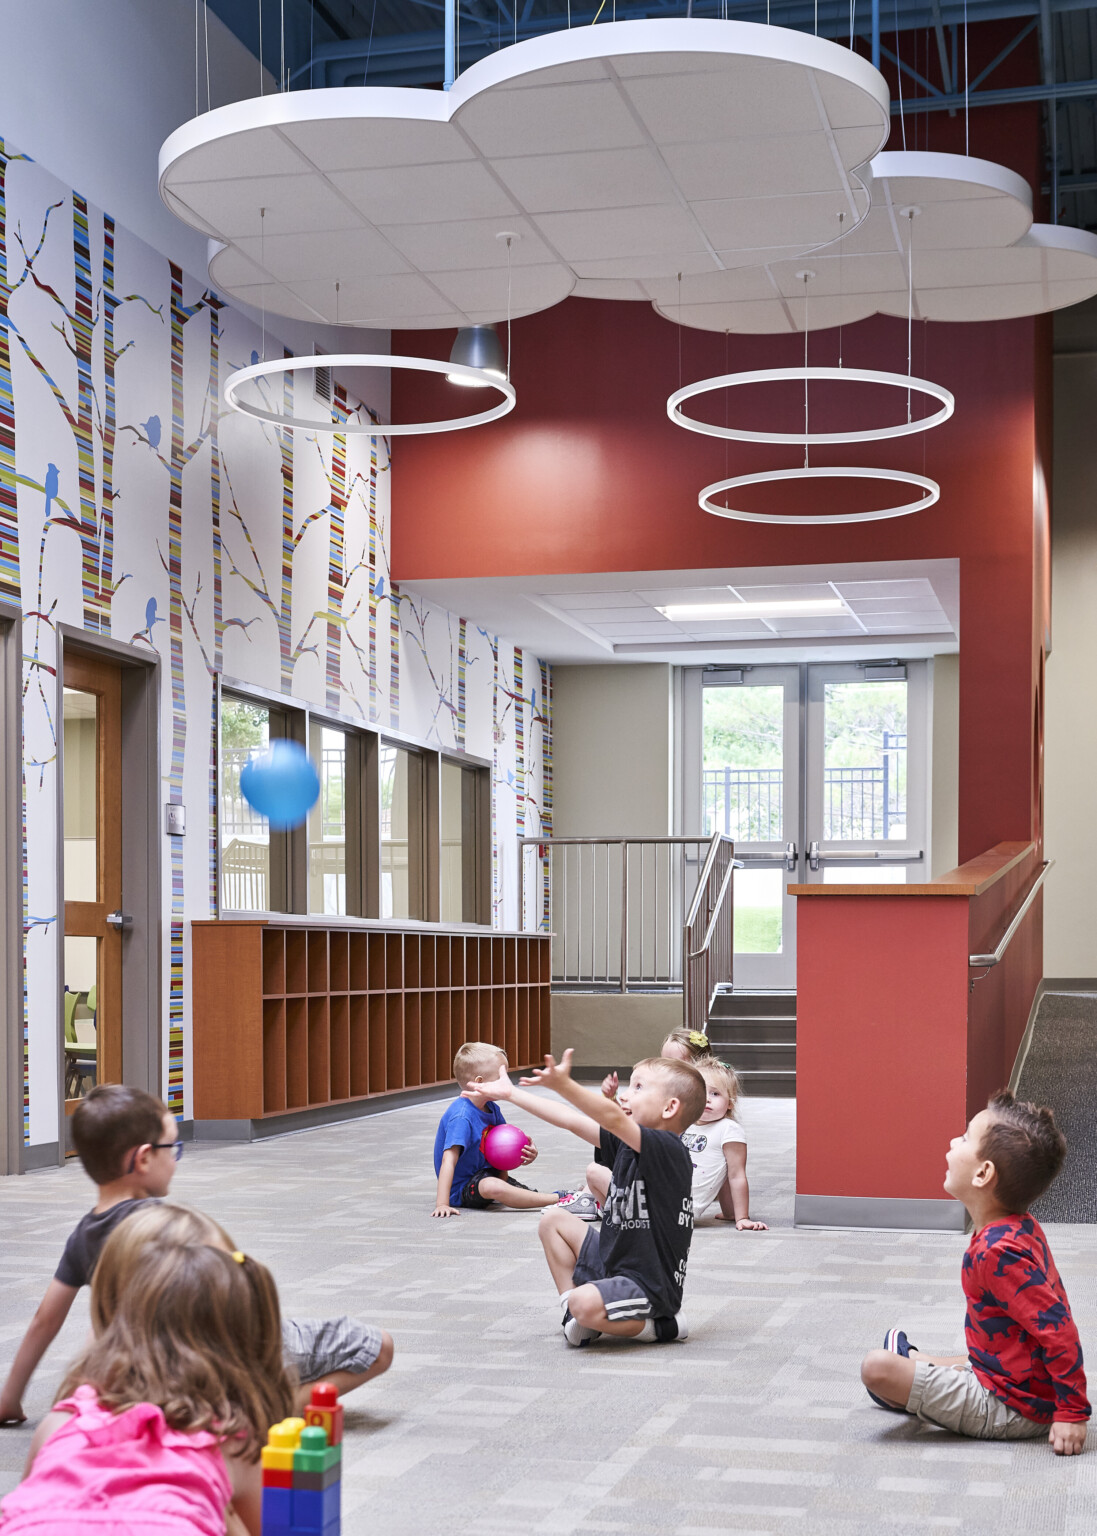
[688,1031,709,1049]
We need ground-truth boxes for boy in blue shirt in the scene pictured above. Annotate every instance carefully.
[432,1042,599,1219]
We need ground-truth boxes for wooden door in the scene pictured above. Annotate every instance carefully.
[62,651,123,1113]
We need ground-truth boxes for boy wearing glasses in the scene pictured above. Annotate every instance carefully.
[0,1084,393,1426]
[0,1084,179,1425]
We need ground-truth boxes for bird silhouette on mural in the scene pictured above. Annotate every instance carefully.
[139,415,162,450]
[251,350,260,367]
[373,575,386,603]
[44,462,59,515]
[132,595,166,650]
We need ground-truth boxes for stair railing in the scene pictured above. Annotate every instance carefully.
[682,833,738,1030]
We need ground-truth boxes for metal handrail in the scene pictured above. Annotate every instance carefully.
[969,860,1052,969]
[687,856,742,959]
[683,832,734,929]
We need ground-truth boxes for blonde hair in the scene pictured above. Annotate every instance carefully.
[632,1056,707,1128]
[662,1028,712,1064]
[453,1040,508,1087]
[699,1058,742,1120]
[89,1203,235,1336]
[60,1232,295,1460]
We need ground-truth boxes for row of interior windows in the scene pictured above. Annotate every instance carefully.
[220,692,489,925]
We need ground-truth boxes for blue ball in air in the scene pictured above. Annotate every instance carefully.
[239,739,320,831]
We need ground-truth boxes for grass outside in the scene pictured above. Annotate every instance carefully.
[733,906,782,954]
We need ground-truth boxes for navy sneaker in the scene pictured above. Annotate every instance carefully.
[866,1328,918,1411]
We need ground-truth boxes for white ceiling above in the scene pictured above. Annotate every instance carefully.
[648,151,1097,331]
[407,559,960,664]
[159,18,890,328]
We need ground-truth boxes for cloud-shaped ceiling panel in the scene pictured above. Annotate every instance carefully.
[158,18,890,329]
[646,151,1097,330]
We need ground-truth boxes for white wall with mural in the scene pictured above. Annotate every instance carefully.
[0,136,551,1147]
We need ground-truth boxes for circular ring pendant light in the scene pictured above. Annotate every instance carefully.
[698,466,940,524]
[667,366,954,445]
[222,354,516,435]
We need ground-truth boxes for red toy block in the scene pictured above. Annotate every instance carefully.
[304,1382,343,1447]
[262,1468,293,1490]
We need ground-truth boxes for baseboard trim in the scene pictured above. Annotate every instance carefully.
[1041,978,1097,995]
[21,1140,60,1172]
[1008,979,1049,1095]
[795,1193,966,1232]
[193,1082,456,1143]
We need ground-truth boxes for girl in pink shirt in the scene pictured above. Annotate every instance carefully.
[0,1230,295,1535]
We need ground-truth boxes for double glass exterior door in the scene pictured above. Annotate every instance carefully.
[684,663,926,990]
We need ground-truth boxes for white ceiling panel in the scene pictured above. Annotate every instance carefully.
[378,215,558,271]
[174,174,363,238]
[281,116,475,170]
[226,225,414,281]
[330,160,520,224]
[457,78,646,157]
[535,204,710,263]
[662,134,846,202]
[424,263,575,315]
[491,147,673,213]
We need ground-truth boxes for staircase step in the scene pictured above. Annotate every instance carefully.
[737,1069,797,1099]
[718,1043,796,1073]
[708,990,797,1019]
[707,1019,797,1045]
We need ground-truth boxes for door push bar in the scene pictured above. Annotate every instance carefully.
[807,841,924,872]
[740,842,799,871]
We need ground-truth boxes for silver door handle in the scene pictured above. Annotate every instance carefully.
[106,911,132,929]
[808,840,820,871]
[785,841,797,872]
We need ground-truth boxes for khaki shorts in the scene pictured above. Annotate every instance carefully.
[906,1359,1049,1441]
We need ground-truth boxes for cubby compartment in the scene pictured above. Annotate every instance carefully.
[385,934,403,991]
[480,936,494,988]
[435,937,449,990]
[285,930,307,995]
[307,998,330,1104]
[286,998,308,1109]
[329,932,349,993]
[263,999,286,1113]
[419,991,436,1083]
[369,995,387,1090]
[449,938,464,989]
[368,932,386,990]
[420,936,435,990]
[434,992,451,1083]
[404,935,420,990]
[307,932,328,994]
[505,938,517,985]
[329,994,350,1101]
[404,993,421,1086]
[463,938,476,988]
[349,994,370,1098]
[517,986,530,1070]
[349,931,370,991]
[262,930,285,996]
[386,994,404,1090]
[517,939,530,987]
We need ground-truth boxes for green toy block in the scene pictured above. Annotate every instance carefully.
[293,1424,342,1474]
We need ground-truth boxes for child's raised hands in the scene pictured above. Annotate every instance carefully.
[519,1049,575,1093]
[601,1070,619,1100]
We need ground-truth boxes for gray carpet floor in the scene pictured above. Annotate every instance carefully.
[1018,992,1097,1224]
[3,1093,1097,1533]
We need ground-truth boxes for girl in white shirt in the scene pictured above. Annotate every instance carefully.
[683,1060,767,1230]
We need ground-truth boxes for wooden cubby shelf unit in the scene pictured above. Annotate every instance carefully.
[191,921,552,1125]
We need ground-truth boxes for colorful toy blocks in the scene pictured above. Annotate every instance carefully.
[303,1381,344,1447]
[261,1400,342,1536]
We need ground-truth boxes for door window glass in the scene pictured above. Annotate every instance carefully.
[62,689,98,903]
[221,696,270,911]
[822,681,907,841]
[440,759,464,924]
[309,723,346,916]
[63,935,98,1100]
[702,685,784,841]
[732,867,783,954]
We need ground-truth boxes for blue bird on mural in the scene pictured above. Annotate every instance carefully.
[44,462,59,511]
[251,350,260,367]
[140,415,162,449]
[145,597,164,633]
[374,575,386,602]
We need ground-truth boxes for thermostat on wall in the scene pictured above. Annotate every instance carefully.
[165,804,186,836]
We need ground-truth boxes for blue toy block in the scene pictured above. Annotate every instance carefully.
[291,1482,340,1530]
[262,1486,292,1526]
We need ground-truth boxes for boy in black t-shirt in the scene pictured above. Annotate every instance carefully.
[466,1049,705,1346]
[0,1084,177,1425]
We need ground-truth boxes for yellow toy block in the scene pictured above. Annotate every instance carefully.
[260,1416,306,1472]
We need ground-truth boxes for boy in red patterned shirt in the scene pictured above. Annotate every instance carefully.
[861,1090,1089,1454]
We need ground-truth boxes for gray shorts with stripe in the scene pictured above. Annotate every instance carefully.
[572,1226,655,1321]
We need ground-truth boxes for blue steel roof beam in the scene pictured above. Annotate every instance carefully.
[889,71,1097,108]
[930,0,956,105]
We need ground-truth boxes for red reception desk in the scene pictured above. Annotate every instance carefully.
[792,841,1044,1231]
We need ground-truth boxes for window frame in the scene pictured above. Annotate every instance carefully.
[216,676,494,926]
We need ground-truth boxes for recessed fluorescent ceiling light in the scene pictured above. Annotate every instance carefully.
[657,599,848,621]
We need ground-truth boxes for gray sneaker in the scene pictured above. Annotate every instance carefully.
[556,1190,602,1222]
